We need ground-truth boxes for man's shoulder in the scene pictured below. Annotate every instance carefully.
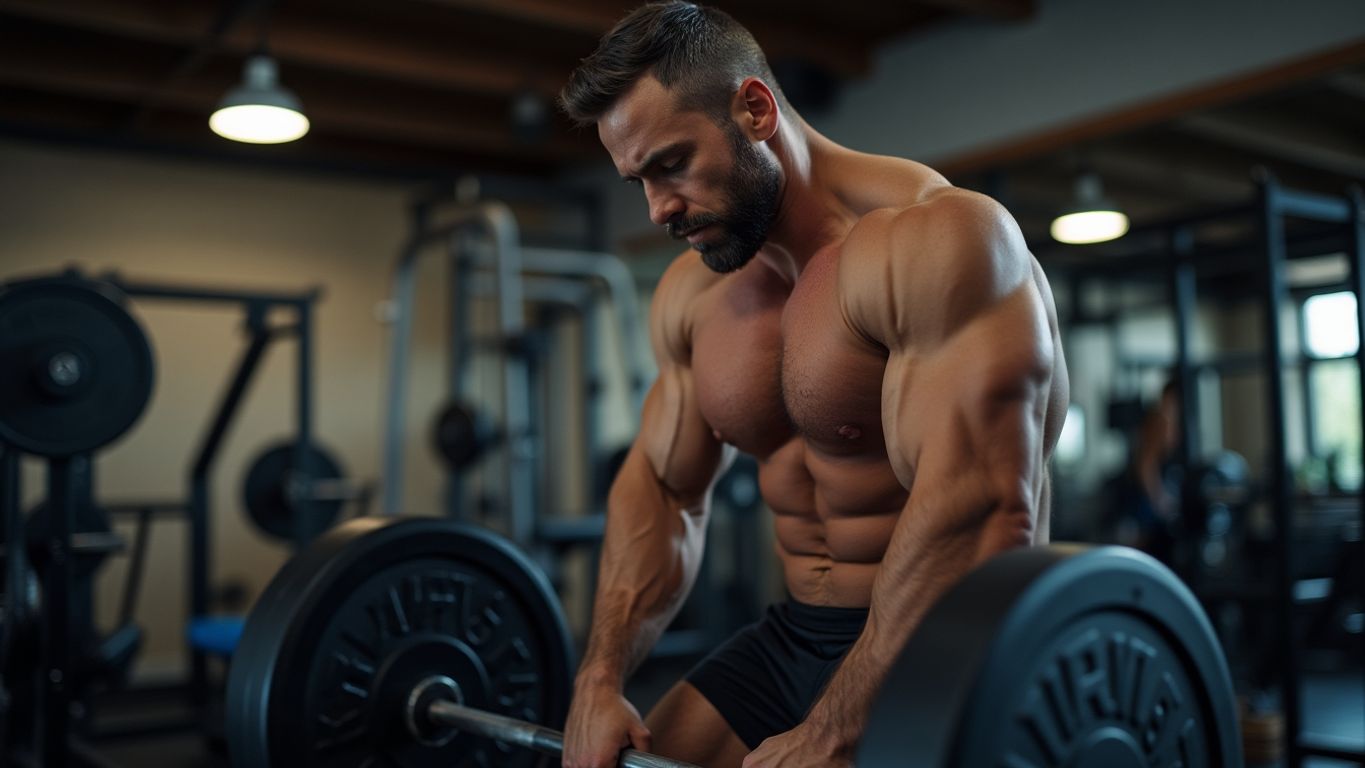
[844,187,1018,259]
[650,249,726,362]
[838,187,1033,345]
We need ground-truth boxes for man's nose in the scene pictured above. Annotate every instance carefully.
[647,187,685,228]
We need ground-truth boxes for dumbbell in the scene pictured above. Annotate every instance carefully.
[227,516,1242,767]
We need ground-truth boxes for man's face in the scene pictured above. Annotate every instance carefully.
[599,76,781,273]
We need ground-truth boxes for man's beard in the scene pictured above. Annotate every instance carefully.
[671,125,781,274]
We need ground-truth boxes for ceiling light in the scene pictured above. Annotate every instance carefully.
[209,54,309,144]
[1051,172,1129,245]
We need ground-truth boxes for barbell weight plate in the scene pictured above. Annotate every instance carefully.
[432,400,495,471]
[227,516,574,768]
[241,441,346,541]
[857,545,1241,767]
[0,276,154,457]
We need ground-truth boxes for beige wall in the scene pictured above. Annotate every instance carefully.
[0,139,463,679]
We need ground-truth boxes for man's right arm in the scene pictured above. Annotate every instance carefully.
[565,254,727,767]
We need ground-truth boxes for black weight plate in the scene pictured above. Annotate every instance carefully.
[0,276,154,457]
[431,400,494,471]
[228,516,575,768]
[242,441,345,541]
[857,545,1241,768]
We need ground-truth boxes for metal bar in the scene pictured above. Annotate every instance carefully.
[290,297,316,550]
[1170,227,1200,462]
[0,445,23,758]
[108,277,319,308]
[1260,175,1303,768]
[446,229,465,521]
[1277,187,1354,224]
[1347,185,1365,751]
[521,248,649,416]
[426,701,700,768]
[118,508,153,627]
[190,313,274,478]
[103,501,187,517]
[484,204,536,547]
[382,233,424,517]
[40,455,78,768]
[187,310,273,706]
[466,274,597,307]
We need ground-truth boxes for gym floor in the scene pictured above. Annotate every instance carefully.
[92,663,1364,766]
[94,656,697,767]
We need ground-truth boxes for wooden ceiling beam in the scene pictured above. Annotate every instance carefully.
[409,0,874,76]
[1326,71,1365,103]
[0,45,592,161]
[0,0,569,97]
[1176,109,1365,181]
[935,38,1365,177]
[908,0,1035,22]
[407,0,621,36]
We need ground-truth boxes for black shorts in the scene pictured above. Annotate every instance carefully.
[684,599,869,749]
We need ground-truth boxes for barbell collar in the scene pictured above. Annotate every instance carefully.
[424,700,702,768]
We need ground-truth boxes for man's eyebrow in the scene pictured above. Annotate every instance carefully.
[620,141,692,182]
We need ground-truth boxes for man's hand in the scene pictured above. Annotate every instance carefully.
[562,682,652,768]
[741,722,853,768]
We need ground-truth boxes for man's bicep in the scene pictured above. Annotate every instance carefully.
[632,253,726,505]
[880,291,1054,549]
[632,362,725,505]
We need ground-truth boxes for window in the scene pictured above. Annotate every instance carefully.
[1302,291,1361,490]
[1304,291,1358,358]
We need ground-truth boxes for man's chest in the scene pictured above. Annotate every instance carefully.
[689,250,888,460]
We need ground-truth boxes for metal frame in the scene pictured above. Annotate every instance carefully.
[1046,177,1365,766]
[99,274,323,722]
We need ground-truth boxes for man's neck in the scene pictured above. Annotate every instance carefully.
[756,121,857,283]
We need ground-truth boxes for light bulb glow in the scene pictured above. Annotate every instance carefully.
[1050,209,1129,244]
[210,104,310,144]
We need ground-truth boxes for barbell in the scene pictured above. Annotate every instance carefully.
[226,516,1242,767]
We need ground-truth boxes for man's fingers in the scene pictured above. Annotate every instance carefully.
[629,723,653,752]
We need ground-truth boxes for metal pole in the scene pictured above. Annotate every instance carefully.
[1170,226,1200,462]
[1346,186,1365,750]
[0,445,23,757]
[291,297,316,549]
[425,700,700,768]
[40,455,78,768]
[188,308,273,705]
[482,204,536,547]
[1258,174,1301,767]
[382,237,422,517]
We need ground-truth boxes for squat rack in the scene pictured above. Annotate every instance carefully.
[1047,174,1364,767]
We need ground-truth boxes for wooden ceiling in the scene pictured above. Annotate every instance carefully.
[943,42,1365,255]
[0,0,1035,178]
[2,0,1361,258]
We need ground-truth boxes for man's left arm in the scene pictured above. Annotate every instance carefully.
[744,191,1063,766]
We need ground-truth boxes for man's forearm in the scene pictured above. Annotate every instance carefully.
[576,470,709,691]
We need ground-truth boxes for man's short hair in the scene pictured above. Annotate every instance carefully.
[558,1,787,128]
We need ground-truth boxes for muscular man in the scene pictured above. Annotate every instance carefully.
[557,4,1069,766]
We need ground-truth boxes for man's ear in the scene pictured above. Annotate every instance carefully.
[734,77,779,142]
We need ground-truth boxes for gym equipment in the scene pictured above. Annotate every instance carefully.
[431,399,499,471]
[227,516,574,768]
[859,544,1242,767]
[242,440,348,541]
[0,275,155,457]
[229,517,1241,767]
[25,499,123,580]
